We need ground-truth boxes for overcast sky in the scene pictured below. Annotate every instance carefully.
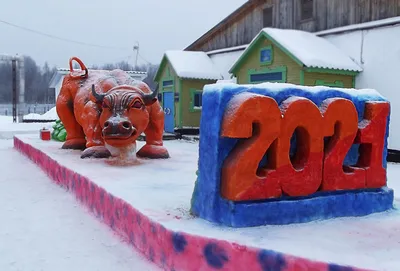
[0,0,246,68]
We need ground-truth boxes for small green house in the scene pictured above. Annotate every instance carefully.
[154,51,223,133]
[229,28,362,88]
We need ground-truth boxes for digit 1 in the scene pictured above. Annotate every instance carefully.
[320,98,366,191]
[220,93,282,201]
[264,97,324,197]
[355,101,390,188]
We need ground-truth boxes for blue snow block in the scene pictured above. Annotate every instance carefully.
[190,83,393,227]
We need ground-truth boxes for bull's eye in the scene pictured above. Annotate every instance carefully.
[132,100,143,109]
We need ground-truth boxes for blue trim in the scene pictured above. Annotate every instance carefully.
[190,84,392,227]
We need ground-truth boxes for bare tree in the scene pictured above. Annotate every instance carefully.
[0,55,160,103]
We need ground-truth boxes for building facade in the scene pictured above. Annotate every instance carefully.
[186,0,400,52]
[154,51,222,132]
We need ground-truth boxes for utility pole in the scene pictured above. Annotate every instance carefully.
[11,59,17,123]
[133,41,139,69]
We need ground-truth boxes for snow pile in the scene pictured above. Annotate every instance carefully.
[23,106,59,121]
[165,50,223,80]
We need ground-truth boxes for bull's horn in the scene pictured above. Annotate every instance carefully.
[91,84,105,103]
[143,84,159,105]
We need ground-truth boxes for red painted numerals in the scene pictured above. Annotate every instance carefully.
[220,93,389,202]
[321,98,366,191]
[355,102,390,188]
[221,94,282,201]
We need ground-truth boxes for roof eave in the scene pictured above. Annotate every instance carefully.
[304,66,363,75]
[178,75,223,81]
[154,54,168,82]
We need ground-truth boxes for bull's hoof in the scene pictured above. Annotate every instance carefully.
[62,138,86,150]
[137,144,170,159]
[81,146,111,159]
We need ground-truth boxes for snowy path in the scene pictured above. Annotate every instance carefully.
[0,139,159,271]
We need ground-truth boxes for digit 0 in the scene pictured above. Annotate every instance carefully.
[265,97,324,197]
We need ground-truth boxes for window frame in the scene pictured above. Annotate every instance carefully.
[162,79,174,88]
[189,89,203,112]
[262,6,273,27]
[260,45,273,65]
[300,0,314,21]
[248,66,287,84]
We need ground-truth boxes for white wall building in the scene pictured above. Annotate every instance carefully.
[316,17,400,150]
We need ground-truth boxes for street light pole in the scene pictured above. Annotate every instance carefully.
[133,42,139,69]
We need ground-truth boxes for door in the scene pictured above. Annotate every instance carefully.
[163,92,175,133]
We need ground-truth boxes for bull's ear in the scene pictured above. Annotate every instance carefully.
[143,85,159,106]
[144,97,158,106]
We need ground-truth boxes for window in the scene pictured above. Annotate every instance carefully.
[250,72,283,82]
[162,80,173,87]
[194,93,202,107]
[248,67,287,84]
[260,46,273,65]
[190,89,202,112]
[263,6,273,27]
[300,0,313,21]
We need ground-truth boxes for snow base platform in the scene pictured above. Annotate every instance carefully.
[14,134,400,271]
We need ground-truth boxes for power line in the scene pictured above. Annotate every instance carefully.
[138,53,152,65]
[0,18,130,50]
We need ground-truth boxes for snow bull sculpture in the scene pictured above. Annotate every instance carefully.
[56,57,169,161]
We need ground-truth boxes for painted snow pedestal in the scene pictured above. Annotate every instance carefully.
[56,57,169,163]
[191,82,394,227]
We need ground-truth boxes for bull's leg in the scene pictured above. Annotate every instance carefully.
[137,104,170,159]
[56,89,86,150]
[79,101,111,159]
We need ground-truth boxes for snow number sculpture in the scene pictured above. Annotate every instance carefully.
[190,83,394,227]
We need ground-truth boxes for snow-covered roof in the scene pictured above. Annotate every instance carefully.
[315,16,400,36]
[230,28,362,73]
[208,47,244,80]
[49,69,69,88]
[162,50,223,80]
[49,68,147,89]
[207,44,248,55]
[262,28,362,71]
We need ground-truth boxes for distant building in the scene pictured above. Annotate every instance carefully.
[176,0,400,150]
[154,51,223,133]
[185,0,400,52]
[48,68,148,103]
[229,27,361,87]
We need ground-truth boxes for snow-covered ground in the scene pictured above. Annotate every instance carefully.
[0,118,159,271]
[0,116,54,140]
[21,132,400,271]
[2,114,400,271]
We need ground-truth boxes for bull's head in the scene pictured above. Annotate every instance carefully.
[91,84,158,148]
